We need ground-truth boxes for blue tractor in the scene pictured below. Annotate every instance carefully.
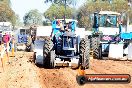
[17,27,35,52]
[17,29,29,51]
[43,19,90,69]
[90,11,132,59]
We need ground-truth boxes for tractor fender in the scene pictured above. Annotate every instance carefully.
[34,40,45,65]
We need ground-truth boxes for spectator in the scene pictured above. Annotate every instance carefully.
[9,32,12,51]
[3,33,10,64]
[12,35,17,52]
[57,20,64,32]
[0,33,2,44]
[65,24,71,32]
[0,41,5,71]
[3,33,10,44]
[10,35,16,51]
[11,35,15,57]
[31,35,35,44]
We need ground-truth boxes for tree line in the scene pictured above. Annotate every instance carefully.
[23,0,132,29]
[0,0,20,27]
[1,0,129,29]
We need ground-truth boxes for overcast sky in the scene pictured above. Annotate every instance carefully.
[10,0,86,22]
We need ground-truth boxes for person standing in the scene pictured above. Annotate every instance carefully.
[0,42,5,71]
[0,33,2,44]
[3,33,10,43]
[3,33,10,64]
[57,20,64,32]
[9,32,12,51]
[31,35,35,44]
[11,35,15,57]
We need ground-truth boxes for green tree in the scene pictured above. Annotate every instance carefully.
[15,15,23,27]
[44,4,74,21]
[0,0,17,26]
[44,0,79,21]
[23,9,43,26]
[77,0,129,29]
[0,0,11,5]
[44,0,78,6]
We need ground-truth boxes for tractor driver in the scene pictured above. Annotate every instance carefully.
[57,20,65,32]
[65,24,71,32]
[105,16,113,27]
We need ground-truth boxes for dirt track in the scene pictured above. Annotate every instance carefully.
[0,52,132,88]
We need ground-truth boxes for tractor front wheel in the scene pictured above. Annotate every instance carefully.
[79,35,90,69]
[92,36,102,59]
[43,37,54,68]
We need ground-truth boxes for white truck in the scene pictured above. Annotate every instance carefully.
[0,22,13,35]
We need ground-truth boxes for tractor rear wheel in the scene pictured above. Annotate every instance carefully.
[43,37,54,68]
[79,36,90,69]
[92,36,102,59]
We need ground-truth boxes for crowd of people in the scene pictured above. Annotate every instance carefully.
[0,32,15,71]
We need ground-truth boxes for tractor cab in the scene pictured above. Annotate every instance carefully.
[92,11,122,43]
[99,11,121,28]
[93,11,121,36]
